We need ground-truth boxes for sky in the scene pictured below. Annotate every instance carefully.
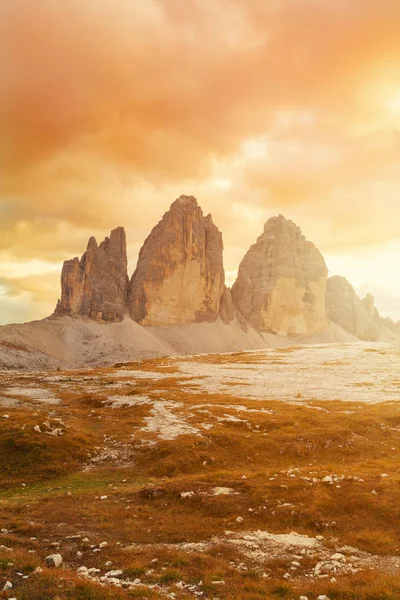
[1,0,400,325]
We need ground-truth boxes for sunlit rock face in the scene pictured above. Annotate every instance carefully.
[55,227,128,322]
[326,276,381,340]
[128,195,225,326]
[231,215,328,335]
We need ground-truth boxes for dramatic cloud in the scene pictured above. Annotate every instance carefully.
[1,0,400,322]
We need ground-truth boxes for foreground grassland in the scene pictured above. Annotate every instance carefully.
[1,343,400,599]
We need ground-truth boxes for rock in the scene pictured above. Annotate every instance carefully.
[56,227,128,322]
[219,287,248,330]
[231,215,328,335]
[2,581,12,591]
[219,287,235,325]
[326,276,381,340]
[317,596,331,600]
[45,553,63,568]
[331,553,345,561]
[77,566,88,573]
[105,570,123,578]
[128,196,225,326]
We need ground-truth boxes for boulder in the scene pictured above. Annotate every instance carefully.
[45,553,63,568]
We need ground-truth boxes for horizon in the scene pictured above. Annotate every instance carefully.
[1,0,400,324]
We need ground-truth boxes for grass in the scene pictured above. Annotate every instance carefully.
[1,349,400,598]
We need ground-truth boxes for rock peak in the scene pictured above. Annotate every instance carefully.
[176,194,198,205]
[232,216,328,335]
[128,197,225,326]
[56,228,128,322]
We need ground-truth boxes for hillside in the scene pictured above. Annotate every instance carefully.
[1,343,400,599]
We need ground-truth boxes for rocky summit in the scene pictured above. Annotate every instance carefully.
[128,195,225,326]
[231,215,328,335]
[55,227,128,322]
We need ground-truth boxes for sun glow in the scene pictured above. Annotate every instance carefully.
[388,91,400,115]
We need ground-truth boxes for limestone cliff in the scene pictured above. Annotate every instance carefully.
[326,276,382,340]
[128,196,225,326]
[231,215,328,335]
[55,227,128,322]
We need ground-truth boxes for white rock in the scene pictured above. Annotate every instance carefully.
[236,516,244,523]
[181,491,195,498]
[105,570,123,578]
[331,553,345,561]
[45,553,63,568]
[3,581,12,591]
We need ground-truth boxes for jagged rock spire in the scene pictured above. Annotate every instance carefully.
[55,227,128,322]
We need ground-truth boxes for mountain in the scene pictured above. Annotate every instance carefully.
[327,275,399,345]
[128,195,225,326]
[0,197,397,371]
[231,215,328,335]
[55,227,128,322]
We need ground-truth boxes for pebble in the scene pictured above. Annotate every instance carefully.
[235,516,244,523]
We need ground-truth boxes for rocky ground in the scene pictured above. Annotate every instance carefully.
[1,342,400,600]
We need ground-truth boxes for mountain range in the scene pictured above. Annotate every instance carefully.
[0,195,398,370]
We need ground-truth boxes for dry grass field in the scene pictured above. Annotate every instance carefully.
[1,343,400,599]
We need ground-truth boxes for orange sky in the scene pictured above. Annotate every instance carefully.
[1,0,400,324]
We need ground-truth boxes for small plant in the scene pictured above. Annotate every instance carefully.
[159,569,182,583]
[272,584,291,597]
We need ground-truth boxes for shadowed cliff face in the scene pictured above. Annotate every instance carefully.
[56,227,128,322]
[128,195,225,326]
[231,215,328,336]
